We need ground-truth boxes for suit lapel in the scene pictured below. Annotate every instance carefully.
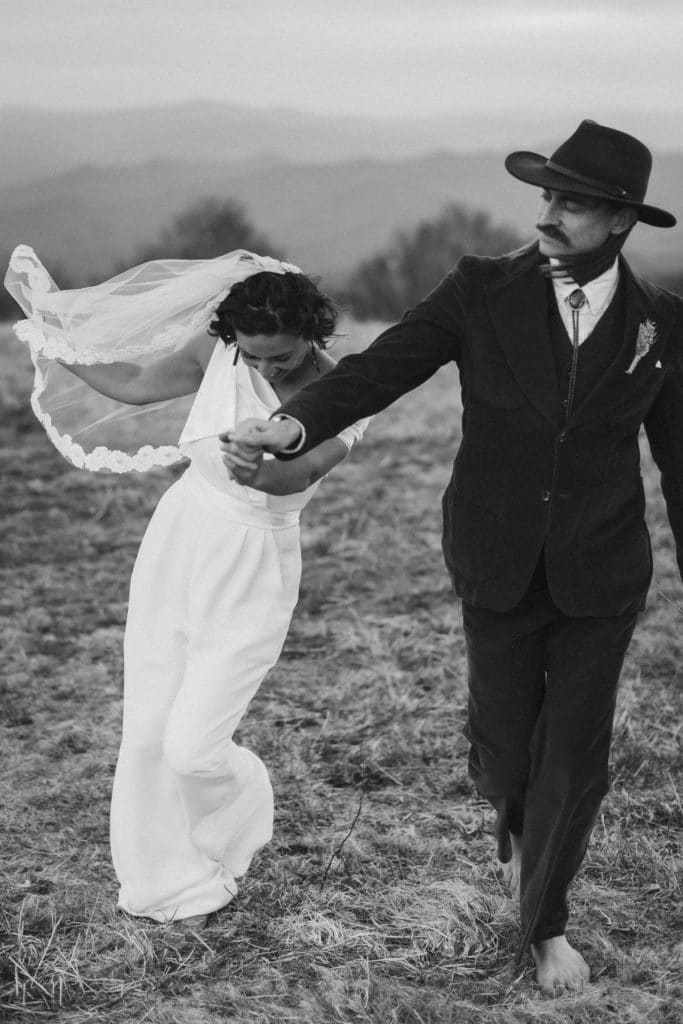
[486,249,560,427]
[567,257,675,427]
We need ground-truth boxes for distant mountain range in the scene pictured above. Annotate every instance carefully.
[0,101,555,188]
[2,102,682,189]
[1,103,681,287]
[2,152,682,287]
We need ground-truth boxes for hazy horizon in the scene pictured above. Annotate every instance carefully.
[2,1,682,149]
[1,99,681,162]
[2,2,681,285]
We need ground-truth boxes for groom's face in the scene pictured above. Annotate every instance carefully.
[535,188,628,257]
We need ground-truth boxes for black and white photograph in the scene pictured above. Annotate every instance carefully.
[1,2,681,1021]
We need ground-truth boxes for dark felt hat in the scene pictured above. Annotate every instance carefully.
[505,119,676,228]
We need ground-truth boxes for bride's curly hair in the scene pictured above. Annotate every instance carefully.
[209,271,337,349]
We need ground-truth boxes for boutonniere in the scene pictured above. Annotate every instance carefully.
[626,319,657,375]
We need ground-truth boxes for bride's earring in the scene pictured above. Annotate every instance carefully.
[309,341,320,374]
[232,345,240,365]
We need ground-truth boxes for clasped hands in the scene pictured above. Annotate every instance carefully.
[219,417,301,484]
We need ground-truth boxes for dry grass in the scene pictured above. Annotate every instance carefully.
[1,320,681,1023]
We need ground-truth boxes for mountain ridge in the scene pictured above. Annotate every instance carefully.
[2,150,681,286]
[2,100,682,191]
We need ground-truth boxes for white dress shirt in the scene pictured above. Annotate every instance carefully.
[550,258,620,346]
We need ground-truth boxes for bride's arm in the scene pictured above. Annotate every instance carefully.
[58,332,212,404]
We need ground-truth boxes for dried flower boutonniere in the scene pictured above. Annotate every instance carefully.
[626,319,657,375]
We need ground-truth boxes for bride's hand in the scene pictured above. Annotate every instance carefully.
[219,430,264,483]
[221,447,264,484]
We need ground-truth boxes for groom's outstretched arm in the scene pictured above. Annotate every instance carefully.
[270,259,472,456]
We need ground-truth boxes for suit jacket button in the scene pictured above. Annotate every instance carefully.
[542,490,551,502]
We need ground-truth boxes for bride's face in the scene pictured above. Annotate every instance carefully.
[234,330,308,382]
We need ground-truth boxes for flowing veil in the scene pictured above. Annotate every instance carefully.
[4,245,299,473]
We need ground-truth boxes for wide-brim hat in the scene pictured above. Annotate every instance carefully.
[505,119,676,228]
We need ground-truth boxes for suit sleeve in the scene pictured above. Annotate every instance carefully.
[274,258,473,455]
[644,308,683,582]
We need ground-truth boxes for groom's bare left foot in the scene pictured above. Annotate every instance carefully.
[497,831,522,898]
[531,935,590,996]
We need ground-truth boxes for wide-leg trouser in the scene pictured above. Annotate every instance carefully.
[110,469,301,921]
[463,574,640,956]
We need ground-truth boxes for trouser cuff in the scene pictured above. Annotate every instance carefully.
[530,921,566,945]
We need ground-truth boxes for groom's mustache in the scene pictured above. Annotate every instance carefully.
[536,225,569,244]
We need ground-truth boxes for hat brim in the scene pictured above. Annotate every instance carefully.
[505,151,677,228]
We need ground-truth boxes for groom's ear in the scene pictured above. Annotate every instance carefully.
[610,206,638,236]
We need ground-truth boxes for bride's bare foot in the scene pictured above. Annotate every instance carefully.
[498,831,522,898]
[531,935,590,996]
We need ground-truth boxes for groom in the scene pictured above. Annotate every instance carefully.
[226,120,683,994]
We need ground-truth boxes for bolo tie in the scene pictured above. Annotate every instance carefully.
[564,288,586,424]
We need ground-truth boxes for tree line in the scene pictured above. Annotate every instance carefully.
[2,196,682,322]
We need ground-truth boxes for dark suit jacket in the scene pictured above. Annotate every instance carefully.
[277,244,683,615]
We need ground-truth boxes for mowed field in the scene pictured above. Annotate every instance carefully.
[0,320,681,1024]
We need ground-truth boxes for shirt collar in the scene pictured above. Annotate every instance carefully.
[550,258,620,314]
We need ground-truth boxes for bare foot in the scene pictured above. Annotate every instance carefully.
[498,831,522,898]
[531,935,590,996]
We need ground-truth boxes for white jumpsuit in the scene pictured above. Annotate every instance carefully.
[110,341,367,921]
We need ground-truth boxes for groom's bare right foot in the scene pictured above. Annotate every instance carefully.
[497,831,522,898]
[531,935,590,996]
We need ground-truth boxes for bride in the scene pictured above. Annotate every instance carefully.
[5,246,369,924]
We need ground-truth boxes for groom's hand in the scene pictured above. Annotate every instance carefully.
[225,417,303,453]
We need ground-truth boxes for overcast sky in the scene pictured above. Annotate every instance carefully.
[3,1,682,131]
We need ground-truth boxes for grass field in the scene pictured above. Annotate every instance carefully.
[0,319,681,1024]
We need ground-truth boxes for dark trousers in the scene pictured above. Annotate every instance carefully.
[462,563,641,955]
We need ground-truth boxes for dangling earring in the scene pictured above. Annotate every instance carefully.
[309,341,320,374]
[232,345,239,365]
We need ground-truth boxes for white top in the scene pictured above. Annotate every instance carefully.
[550,258,620,346]
[179,341,370,513]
